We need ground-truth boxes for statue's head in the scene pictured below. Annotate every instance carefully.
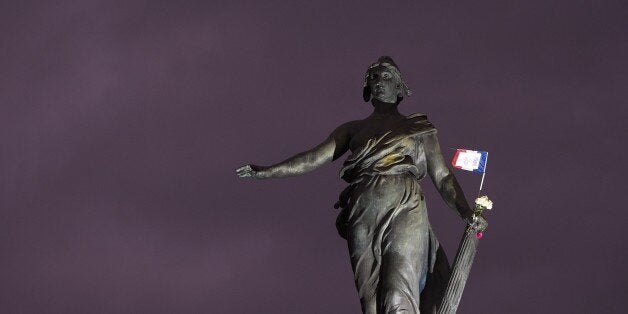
[363,56,411,103]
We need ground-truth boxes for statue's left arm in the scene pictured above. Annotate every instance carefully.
[423,132,478,224]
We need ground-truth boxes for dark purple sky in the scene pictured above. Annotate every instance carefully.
[2,1,627,313]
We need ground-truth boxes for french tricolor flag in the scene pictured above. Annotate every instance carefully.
[451,149,488,173]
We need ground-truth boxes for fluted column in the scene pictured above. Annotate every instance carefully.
[435,226,479,314]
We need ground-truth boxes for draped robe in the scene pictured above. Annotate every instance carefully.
[334,114,451,313]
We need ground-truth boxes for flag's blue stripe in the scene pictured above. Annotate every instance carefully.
[472,151,488,173]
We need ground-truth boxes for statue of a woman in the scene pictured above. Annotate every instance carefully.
[236,56,487,314]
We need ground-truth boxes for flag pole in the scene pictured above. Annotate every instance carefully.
[477,152,488,197]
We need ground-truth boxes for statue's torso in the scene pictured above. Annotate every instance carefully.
[340,113,434,185]
[348,114,409,153]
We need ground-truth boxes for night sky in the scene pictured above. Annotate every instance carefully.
[2,1,627,313]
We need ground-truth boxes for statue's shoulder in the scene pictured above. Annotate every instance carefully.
[333,119,365,137]
[406,113,437,134]
[406,112,430,122]
[407,112,427,119]
[342,118,365,129]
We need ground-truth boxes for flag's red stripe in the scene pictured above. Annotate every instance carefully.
[451,149,462,168]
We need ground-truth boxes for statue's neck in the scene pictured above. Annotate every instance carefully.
[371,100,401,116]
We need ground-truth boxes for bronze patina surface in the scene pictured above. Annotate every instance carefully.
[237,56,487,313]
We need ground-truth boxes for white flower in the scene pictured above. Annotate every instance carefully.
[475,195,493,210]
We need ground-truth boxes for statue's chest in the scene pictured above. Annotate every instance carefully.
[349,119,412,153]
[349,128,391,152]
[349,132,418,158]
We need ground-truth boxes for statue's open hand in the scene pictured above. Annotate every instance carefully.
[236,164,267,179]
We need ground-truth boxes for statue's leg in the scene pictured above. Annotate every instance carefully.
[348,224,379,314]
[377,205,429,314]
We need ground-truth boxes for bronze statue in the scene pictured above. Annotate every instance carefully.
[236,56,487,314]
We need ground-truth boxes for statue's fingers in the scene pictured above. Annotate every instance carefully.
[236,165,251,172]
[479,217,487,228]
[237,171,252,178]
[236,166,253,176]
[236,167,253,177]
[477,221,487,231]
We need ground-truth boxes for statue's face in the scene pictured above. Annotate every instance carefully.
[367,65,400,103]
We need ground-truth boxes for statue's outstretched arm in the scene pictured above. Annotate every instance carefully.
[423,132,475,221]
[236,122,354,179]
